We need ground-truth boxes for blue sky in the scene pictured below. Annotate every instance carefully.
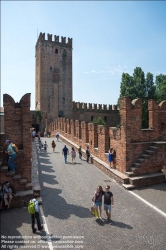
[1,1,166,110]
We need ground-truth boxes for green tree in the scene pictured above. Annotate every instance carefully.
[145,72,156,99]
[120,73,135,99]
[155,74,166,103]
[133,67,146,98]
[119,67,157,128]
[142,73,156,128]
[93,117,106,125]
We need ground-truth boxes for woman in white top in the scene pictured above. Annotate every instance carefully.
[71,147,76,164]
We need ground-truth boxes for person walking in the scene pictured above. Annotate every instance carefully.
[31,129,36,142]
[6,140,17,174]
[78,146,82,160]
[108,148,114,168]
[103,185,114,224]
[56,132,60,141]
[3,181,13,209]
[62,145,69,163]
[71,147,76,164]
[37,131,41,141]
[86,146,90,163]
[43,141,48,152]
[38,140,42,153]
[29,193,43,233]
[51,140,56,153]
[93,186,104,220]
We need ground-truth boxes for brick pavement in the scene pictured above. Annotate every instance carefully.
[38,137,166,250]
[1,137,166,250]
[132,183,166,214]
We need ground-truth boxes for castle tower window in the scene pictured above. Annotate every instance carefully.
[55,49,58,54]
[104,116,107,122]
[62,97,65,103]
[50,67,52,71]
[91,116,94,122]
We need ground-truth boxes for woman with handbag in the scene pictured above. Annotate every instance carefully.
[93,186,104,220]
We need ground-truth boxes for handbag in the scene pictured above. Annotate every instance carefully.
[91,206,98,218]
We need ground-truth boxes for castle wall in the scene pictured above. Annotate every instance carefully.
[72,102,119,127]
[0,94,32,194]
[48,97,166,174]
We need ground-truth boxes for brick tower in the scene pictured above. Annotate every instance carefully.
[35,32,73,131]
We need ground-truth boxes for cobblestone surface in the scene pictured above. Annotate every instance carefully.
[1,137,166,250]
[38,138,166,250]
[132,183,166,213]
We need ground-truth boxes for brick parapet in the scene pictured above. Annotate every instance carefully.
[48,97,166,173]
[81,121,89,145]
[88,123,98,154]
[36,32,72,49]
[1,93,32,189]
[97,126,109,161]
[72,101,118,111]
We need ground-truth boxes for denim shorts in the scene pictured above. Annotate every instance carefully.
[104,204,111,212]
[95,201,102,207]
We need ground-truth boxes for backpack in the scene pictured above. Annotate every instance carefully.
[28,201,35,214]
[12,144,19,153]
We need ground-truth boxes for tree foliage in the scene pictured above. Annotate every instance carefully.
[92,117,106,125]
[155,74,166,103]
[119,67,166,128]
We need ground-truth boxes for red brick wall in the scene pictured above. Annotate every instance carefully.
[48,97,166,174]
[0,94,32,188]
[72,102,119,127]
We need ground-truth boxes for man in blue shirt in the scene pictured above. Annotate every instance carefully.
[30,193,43,233]
[62,145,69,163]
[6,140,17,173]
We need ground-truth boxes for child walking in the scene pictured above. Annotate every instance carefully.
[43,141,48,152]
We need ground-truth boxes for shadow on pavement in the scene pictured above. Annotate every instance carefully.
[38,153,92,220]
[0,207,47,249]
[95,218,133,229]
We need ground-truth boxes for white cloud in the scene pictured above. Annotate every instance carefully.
[85,65,130,76]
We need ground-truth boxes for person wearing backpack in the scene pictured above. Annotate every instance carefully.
[6,140,18,174]
[28,193,43,233]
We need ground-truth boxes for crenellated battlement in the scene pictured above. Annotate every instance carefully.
[36,32,72,48]
[72,101,118,111]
